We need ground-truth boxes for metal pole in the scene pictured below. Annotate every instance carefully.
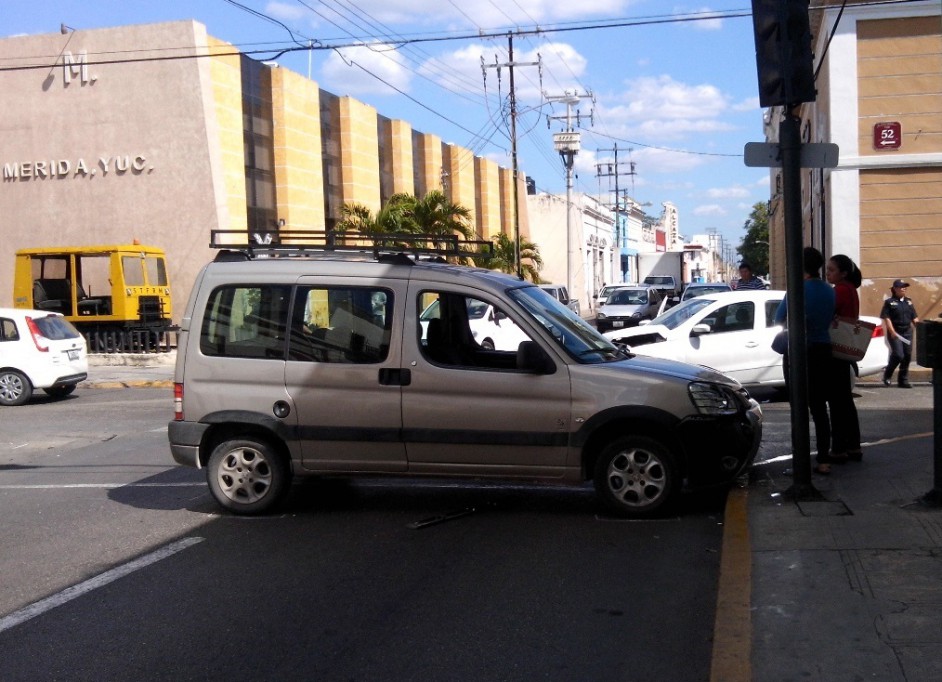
[781,110,815,497]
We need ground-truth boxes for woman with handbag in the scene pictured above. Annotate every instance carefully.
[826,254,863,463]
[775,247,836,474]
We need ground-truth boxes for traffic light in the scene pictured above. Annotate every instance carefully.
[751,0,816,107]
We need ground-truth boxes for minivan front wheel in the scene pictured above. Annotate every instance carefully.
[0,370,32,406]
[594,436,678,517]
[207,438,291,515]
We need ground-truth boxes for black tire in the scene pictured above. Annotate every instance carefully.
[481,338,495,350]
[593,435,679,518]
[0,370,33,406]
[207,437,292,515]
[43,384,77,399]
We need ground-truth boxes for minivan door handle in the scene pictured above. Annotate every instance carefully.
[378,368,411,386]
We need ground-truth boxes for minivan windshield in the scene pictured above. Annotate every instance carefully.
[509,286,624,363]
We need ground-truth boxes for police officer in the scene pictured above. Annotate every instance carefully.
[880,279,920,388]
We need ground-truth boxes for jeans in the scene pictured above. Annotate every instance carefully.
[884,333,913,384]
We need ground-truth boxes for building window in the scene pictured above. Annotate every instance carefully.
[241,58,276,236]
[320,90,342,230]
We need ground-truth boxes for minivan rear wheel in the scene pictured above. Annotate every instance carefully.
[0,370,32,406]
[207,437,291,514]
[593,435,678,518]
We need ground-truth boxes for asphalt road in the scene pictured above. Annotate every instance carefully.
[0,387,728,682]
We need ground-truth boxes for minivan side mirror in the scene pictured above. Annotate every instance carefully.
[516,340,555,374]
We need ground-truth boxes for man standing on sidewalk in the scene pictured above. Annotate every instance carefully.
[880,279,920,388]
[734,262,767,291]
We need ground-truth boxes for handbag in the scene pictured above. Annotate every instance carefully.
[829,316,875,362]
[771,329,788,354]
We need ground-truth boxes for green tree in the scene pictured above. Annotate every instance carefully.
[476,232,543,283]
[737,202,770,274]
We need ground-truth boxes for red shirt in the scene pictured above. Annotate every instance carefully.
[833,280,859,319]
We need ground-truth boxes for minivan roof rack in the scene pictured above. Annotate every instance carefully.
[209,229,493,263]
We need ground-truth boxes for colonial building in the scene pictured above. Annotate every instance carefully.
[0,21,526,313]
[766,0,942,318]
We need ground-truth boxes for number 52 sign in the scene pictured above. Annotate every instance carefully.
[873,122,902,151]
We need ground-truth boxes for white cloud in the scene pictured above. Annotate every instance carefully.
[693,204,727,216]
[321,44,412,95]
[706,185,751,199]
[265,1,308,23]
[597,75,733,142]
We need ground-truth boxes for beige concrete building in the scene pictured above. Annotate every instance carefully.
[0,21,527,314]
[767,1,942,319]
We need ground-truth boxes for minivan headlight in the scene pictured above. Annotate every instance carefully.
[688,382,739,416]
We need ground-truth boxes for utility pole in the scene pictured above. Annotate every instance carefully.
[596,145,637,279]
[547,90,592,301]
[482,36,540,279]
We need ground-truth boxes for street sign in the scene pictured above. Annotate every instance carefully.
[873,122,901,150]
[743,141,839,168]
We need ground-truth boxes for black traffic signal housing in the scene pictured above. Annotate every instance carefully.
[752,0,816,107]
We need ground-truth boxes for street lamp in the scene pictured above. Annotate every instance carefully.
[553,91,582,305]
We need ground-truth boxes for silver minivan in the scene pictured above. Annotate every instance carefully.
[168,244,761,518]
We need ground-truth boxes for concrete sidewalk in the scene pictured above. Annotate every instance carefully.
[84,352,175,389]
[715,428,942,681]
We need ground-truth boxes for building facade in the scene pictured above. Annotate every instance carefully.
[767,1,942,319]
[0,21,526,314]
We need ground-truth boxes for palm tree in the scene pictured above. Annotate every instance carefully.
[478,231,543,282]
[404,190,475,241]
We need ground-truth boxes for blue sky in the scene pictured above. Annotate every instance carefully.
[4,0,769,251]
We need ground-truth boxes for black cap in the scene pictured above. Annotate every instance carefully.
[892,279,909,289]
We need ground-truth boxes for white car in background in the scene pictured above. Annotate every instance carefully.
[420,298,530,351]
[602,290,885,389]
[0,308,88,406]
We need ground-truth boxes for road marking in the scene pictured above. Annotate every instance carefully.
[0,537,204,634]
[753,431,933,467]
[0,483,203,489]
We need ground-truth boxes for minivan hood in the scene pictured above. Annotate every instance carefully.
[601,353,740,387]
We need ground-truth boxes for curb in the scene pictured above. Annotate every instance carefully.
[82,380,174,389]
[710,485,752,682]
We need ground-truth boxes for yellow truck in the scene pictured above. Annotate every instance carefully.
[13,244,173,352]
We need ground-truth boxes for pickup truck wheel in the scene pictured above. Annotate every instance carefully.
[593,436,678,518]
[0,370,32,406]
[481,338,495,350]
[207,438,291,515]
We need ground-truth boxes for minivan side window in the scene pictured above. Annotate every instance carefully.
[419,291,526,370]
[200,285,291,359]
[288,286,392,364]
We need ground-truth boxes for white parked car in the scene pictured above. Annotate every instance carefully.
[602,290,885,389]
[0,308,88,406]
[594,284,623,307]
[595,286,663,332]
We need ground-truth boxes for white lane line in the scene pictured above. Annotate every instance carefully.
[0,483,203,490]
[0,537,204,634]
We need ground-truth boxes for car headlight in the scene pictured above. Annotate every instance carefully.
[597,312,607,319]
[632,312,641,318]
[688,382,739,416]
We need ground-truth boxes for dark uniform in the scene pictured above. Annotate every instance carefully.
[880,280,919,387]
